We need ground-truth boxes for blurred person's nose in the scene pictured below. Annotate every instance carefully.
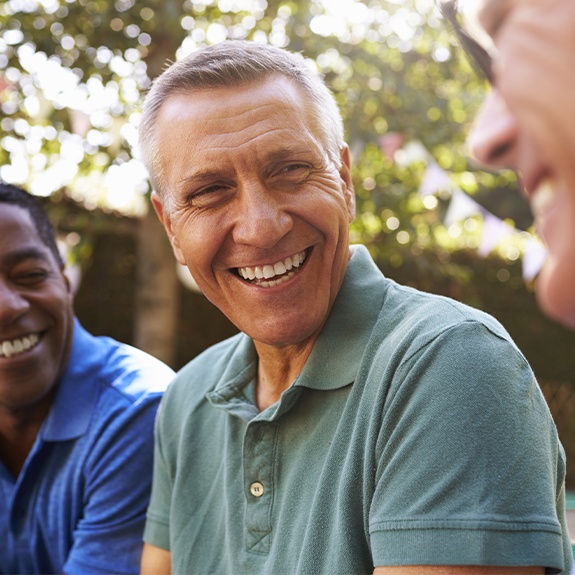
[468,90,518,170]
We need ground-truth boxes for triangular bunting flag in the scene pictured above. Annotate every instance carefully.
[522,237,547,281]
[444,189,483,227]
[478,213,515,257]
[419,161,451,197]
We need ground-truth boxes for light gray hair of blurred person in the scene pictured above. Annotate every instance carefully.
[138,40,346,212]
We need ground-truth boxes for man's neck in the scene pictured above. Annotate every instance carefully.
[254,339,316,411]
[0,396,53,478]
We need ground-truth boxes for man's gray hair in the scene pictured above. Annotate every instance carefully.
[138,40,345,200]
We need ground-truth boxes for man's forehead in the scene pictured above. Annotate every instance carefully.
[1,246,53,267]
[0,204,55,265]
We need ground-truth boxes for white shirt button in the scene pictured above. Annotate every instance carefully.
[250,481,264,497]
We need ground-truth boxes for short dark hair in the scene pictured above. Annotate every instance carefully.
[0,182,64,267]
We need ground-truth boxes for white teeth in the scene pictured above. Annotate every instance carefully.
[237,250,307,287]
[531,181,555,220]
[0,333,39,358]
[2,342,14,358]
[259,271,296,288]
[240,267,256,280]
[263,265,275,279]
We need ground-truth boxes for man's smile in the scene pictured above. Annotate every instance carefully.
[236,249,308,288]
[0,333,41,359]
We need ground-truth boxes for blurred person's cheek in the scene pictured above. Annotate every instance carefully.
[496,0,575,181]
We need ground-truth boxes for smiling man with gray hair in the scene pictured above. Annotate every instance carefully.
[139,40,571,574]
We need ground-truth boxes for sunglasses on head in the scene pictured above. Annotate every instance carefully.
[439,0,494,84]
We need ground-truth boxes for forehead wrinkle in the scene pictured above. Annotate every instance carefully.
[182,99,305,143]
[204,101,308,138]
[205,124,308,152]
[178,134,321,189]
[187,104,314,159]
[207,100,293,122]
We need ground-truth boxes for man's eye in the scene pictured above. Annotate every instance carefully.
[15,270,49,284]
[188,183,233,207]
[274,163,312,181]
[280,163,309,173]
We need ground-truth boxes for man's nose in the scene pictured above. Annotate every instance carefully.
[0,280,30,325]
[468,90,518,170]
[232,182,294,248]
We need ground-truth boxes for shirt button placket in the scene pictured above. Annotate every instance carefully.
[243,421,278,553]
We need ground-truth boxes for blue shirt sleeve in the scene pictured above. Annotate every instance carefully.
[62,391,162,575]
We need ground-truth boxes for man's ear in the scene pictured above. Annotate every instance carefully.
[151,191,186,266]
[339,145,356,222]
[61,265,73,296]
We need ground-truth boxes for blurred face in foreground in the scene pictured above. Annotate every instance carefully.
[152,75,355,353]
[467,0,575,328]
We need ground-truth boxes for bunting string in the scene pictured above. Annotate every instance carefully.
[368,136,547,281]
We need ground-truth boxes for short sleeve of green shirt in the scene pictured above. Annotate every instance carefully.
[143,399,172,551]
[368,319,566,568]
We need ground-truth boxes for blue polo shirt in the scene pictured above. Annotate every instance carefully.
[0,319,174,574]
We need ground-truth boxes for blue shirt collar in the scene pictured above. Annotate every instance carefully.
[41,319,105,441]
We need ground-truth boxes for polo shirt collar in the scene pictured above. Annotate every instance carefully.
[41,319,103,442]
[294,244,386,391]
[208,245,386,408]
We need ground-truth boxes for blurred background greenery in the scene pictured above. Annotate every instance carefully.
[1,0,574,486]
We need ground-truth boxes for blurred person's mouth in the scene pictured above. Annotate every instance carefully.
[530,179,555,222]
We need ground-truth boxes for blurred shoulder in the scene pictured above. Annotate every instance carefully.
[94,336,175,401]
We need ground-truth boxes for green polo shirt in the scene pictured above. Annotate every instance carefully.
[145,245,572,574]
